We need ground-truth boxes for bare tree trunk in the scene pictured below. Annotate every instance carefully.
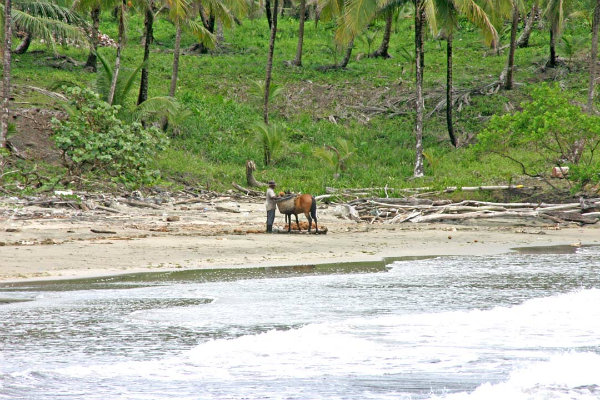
[504,2,519,90]
[169,22,182,97]
[137,0,154,105]
[1,0,13,149]
[517,4,537,48]
[84,6,100,71]
[369,10,392,58]
[263,0,279,124]
[14,32,31,54]
[291,0,306,66]
[446,33,457,147]
[108,1,126,105]
[588,0,600,113]
[414,0,425,177]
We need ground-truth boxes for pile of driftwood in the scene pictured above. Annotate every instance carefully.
[334,197,600,225]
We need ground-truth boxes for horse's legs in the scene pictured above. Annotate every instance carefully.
[295,214,300,231]
[306,212,312,233]
[286,213,291,232]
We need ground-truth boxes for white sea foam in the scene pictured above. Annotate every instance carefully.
[431,352,600,400]
[52,289,600,389]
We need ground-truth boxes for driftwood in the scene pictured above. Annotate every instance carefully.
[232,182,263,196]
[335,197,600,225]
[91,228,117,234]
[246,160,267,187]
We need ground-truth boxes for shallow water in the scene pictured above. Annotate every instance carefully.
[1,247,600,400]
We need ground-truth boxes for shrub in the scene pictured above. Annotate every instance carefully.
[52,87,169,184]
[477,84,600,189]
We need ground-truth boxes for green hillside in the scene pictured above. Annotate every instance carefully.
[3,3,599,198]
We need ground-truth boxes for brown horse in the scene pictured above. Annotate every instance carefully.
[277,194,318,233]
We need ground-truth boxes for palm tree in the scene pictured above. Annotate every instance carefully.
[163,0,215,97]
[137,0,153,104]
[319,0,356,70]
[291,0,306,65]
[544,0,564,68]
[73,0,106,70]
[1,0,12,149]
[369,9,393,58]
[517,2,538,48]
[434,0,498,146]
[9,0,88,54]
[107,0,126,105]
[263,0,278,123]
[414,0,425,176]
[84,5,100,69]
[589,0,600,113]
[504,0,519,89]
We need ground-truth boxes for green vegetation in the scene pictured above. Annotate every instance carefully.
[52,86,168,183]
[1,1,599,197]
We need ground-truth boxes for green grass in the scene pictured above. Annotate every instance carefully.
[7,9,598,195]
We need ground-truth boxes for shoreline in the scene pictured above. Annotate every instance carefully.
[2,197,599,284]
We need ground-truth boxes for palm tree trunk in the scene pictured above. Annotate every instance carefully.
[169,22,182,97]
[108,1,126,105]
[588,0,600,113]
[1,0,13,149]
[504,2,519,90]
[291,0,306,66]
[263,0,279,124]
[85,6,100,71]
[137,0,154,105]
[414,0,425,177]
[14,32,32,54]
[446,33,456,147]
[548,28,557,68]
[265,0,273,30]
[338,38,354,68]
[517,4,537,48]
[369,10,392,58]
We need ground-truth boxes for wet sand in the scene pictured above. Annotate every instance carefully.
[1,197,599,282]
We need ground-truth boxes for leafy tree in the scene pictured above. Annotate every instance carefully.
[51,86,169,183]
[477,84,600,188]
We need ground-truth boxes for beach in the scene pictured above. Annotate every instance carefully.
[1,196,599,283]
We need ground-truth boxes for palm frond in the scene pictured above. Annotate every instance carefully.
[186,19,216,47]
[454,0,498,47]
[134,96,182,122]
[11,10,88,48]
[336,0,379,43]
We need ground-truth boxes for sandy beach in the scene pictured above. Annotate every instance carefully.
[1,195,599,283]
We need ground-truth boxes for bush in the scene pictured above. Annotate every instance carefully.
[476,84,600,188]
[52,87,169,184]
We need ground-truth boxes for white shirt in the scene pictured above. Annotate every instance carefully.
[265,187,277,211]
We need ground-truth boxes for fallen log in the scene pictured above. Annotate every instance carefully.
[232,182,263,197]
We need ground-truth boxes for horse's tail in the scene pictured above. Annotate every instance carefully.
[310,196,317,222]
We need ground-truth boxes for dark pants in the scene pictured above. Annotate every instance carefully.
[266,209,276,232]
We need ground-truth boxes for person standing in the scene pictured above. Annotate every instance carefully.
[265,180,280,233]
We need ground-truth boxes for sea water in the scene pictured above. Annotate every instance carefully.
[1,247,599,400]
